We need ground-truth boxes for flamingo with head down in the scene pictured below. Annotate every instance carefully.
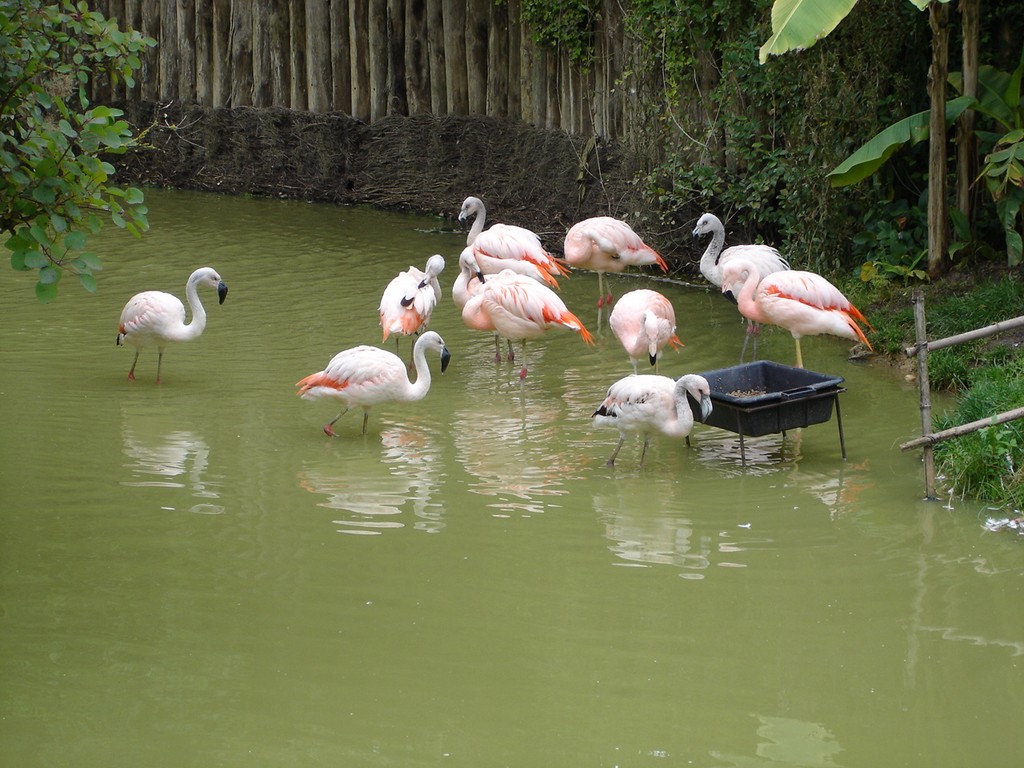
[116,266,228,383]
[563,216,667,309]
[460,269,594,380]
[592,373,713,467]
[720,257,873,368]
[608,289,683,373]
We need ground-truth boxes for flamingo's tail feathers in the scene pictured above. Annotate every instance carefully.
[541,306,595,345]
[539,270,561,289]
[849,303,875,332]
[296,372,343,397]
[550,257,571,277]
[844,314,873,351]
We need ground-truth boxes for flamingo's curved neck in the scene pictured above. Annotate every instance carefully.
[467,204,486,246]
[698,224,726,286]
[177,275,208,342]
[407,342,433,400]
[735,267,767,325]
[661,381,695,438]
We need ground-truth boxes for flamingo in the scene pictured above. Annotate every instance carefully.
[458,196,569,287]
[720,258,873,369]
[378,254,445,353]
[562,216,668,309]
[460,269,594,379]
[592,373,713,467]
[296,331,451,437]
[692,212,790,360]
[608,289,683,373]
[116,266,228,383]
[452,248,514,362]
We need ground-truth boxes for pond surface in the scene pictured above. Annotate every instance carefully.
[2,190,1022,767]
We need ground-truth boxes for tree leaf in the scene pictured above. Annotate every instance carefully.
[35,281,58,304]
[64,230,88,251]
[828,96,975,187]
[759,0,860,64]
[79,273,97,293]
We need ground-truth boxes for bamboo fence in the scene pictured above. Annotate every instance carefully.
[89,0,640,140]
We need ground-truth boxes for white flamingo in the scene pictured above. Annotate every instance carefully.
[692,212,790,360]
[608,289,683,373]
[378,254,445,352]
[459,196,568,286]
[592,373,713,467]
[296,331,451,437]
[116,266,228,383]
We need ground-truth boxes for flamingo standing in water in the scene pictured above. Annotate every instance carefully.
[378,254,445,354]
[116,266,228,383]
[296,331,451,437]
[562,216,668,309]
[720,258,873,368]
[692,212,790,360]
[592,373,713,467]
[458,196,568,287]
[608,289,683,373]
[460,269,594,379]
[452,248,514,362]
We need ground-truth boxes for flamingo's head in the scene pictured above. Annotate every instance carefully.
[692,213,721,239]
[458,196,483,224]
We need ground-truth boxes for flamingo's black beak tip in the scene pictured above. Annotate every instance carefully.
[218,282,228,304]
[440,347,452,373]
[723,289,737,306]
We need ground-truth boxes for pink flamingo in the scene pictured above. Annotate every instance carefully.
[459,196,569,287]
[378,254,445,352]
[720,258,873,368]
[592,373,713,467]
[562,216,668,308]
[608,289,684,373]
[452,248,514,362]
[116,266,228,383]
[296,331,451,437]
[692,212,790,360]
[460,269,594,379]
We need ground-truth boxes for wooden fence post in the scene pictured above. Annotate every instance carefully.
[912,288,938,499]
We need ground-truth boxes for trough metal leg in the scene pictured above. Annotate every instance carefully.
[835,394,847,459]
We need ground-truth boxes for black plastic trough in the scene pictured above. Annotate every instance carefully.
[692,361,847,462]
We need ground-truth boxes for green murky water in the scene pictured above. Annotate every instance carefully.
[1,190,1021,767]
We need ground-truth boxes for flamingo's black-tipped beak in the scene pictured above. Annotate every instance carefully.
[699,394,713,423]
[649,352,658,367]
[722,289,737,306]
[475,270,485,283]
[218,282,228,304]
[440,347,452,373]
[400,294,414,308]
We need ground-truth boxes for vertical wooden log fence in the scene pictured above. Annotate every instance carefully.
[89,0,640,142]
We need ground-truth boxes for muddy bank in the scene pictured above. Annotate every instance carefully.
[113,101,678,263]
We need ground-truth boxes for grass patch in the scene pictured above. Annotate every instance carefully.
[851,273,1024,509]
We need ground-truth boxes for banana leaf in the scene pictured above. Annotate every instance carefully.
[828,96,975,187]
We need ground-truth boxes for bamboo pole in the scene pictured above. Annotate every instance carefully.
[177,0,197,104]
[330,0,352,114]
[912,289,938,499]
[901,407,1024,450]
[904,315,1024,357]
